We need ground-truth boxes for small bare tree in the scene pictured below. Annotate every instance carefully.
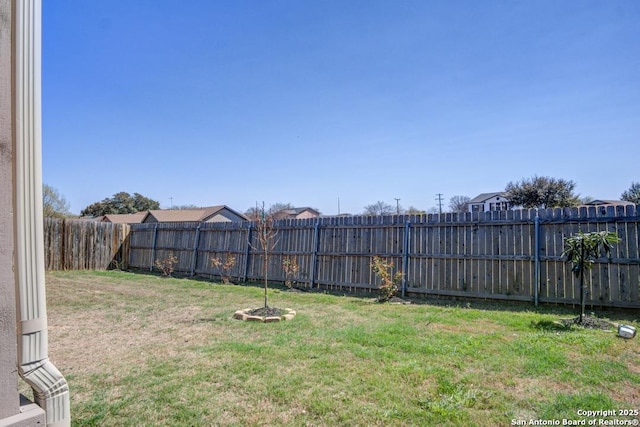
[363,201,395,216]
[282,256,300,289]
[211,254,236,284]
[449,195,470,213]
[155,252,178,277]
[252,204,279,308]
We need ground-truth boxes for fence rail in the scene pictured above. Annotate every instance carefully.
[125,205,640,309]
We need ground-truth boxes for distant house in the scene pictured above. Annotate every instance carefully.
[584,200,635,208]
[101,212,147,224]
[468,192,512,213]
[141,205,248,223]
[272,207,321,220]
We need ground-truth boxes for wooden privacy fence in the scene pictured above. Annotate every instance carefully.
[127,205,640,308]
[44,218,130,270]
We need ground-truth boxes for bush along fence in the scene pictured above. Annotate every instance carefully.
[44,218,130,270]
[124,205,640,309]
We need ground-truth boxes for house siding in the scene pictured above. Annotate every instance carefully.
[294,211,319,220]
[204,211,247,222]
[468,194,511,212]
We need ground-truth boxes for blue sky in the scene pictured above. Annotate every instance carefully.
[42,1,640,215]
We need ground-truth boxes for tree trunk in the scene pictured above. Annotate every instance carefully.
[579,241,585,323]
[264,244,268,308]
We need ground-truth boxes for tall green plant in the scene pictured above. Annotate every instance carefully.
[370,256,403,302]
[562,230,620,323]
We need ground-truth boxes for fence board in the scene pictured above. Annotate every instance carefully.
[44,219,129,270]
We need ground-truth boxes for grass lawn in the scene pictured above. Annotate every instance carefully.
[27,270,640,426]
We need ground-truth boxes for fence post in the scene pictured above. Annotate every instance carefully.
[534,213,540,307]
[310,220,321,289]
[121,223,130,270]
[61,218,67,270]
[150,224,158,271]
[242,223,253,282]
[190,225,201,277]
[401,220,411,298]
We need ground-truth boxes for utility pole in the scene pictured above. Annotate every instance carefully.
[394,198,401,215]
[169,197,173,209]
[337,197,341,215]
[436,193,444,214]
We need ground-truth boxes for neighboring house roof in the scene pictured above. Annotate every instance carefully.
[77,216,103,221]
[142,205,249,223]
[101,212,147,224]
[272,207,320,219]
[585,200,635,207]
[468,192,507,204]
